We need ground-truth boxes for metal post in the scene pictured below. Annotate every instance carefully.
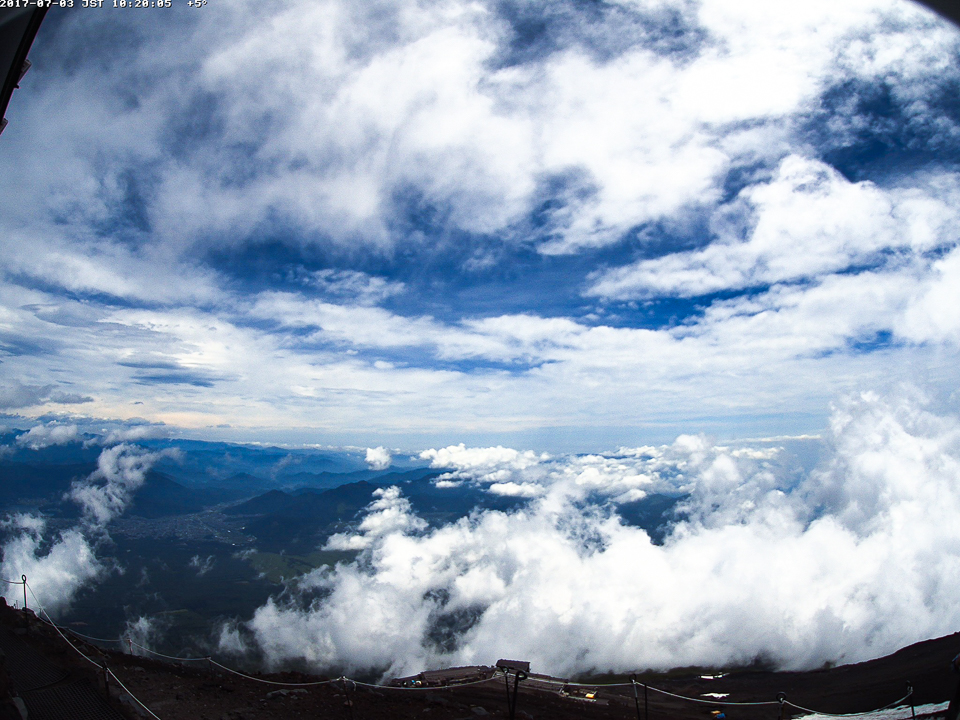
[631,674,642,720]
[340,676,354,720]
[778,692,786,720]
[907,681,915,720]
[21,576,26,611]
[508,670,526,720]
[645,681,649,720]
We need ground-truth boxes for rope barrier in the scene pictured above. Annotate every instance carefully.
[106,668,163,720]
[24,581,166,720]
[8,579,937,719]
[128,640,211,664]
[208,658,338,686]
[351,672,507,691]
[25,582,102,669]
[64,628,124,645]
[785,689,915,717]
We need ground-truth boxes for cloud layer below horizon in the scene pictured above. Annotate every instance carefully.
[216,392,960,679]
[0,0,958,449]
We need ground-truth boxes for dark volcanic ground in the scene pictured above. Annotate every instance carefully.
[3,599,959,720]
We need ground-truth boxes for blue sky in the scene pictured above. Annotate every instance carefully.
[1,0,959,452]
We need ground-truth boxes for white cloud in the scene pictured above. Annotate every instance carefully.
[67,444,172,526]
[16,422,79,450]
[420,444,550,485]
[189,555,215,576]
[121,615,168,657]
[0,0,957,451]
[305,270,405,306]
[486,481,544,497]
[325,486,427,551]
[7,0,947,267]
[233,393,960,679]
[0,516,100,615]
[895,245,960,344]
[587,159,960,299]
[365,446,392,470]
[1,444,168,614]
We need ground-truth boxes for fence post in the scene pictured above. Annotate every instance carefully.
[631,674,642,720]
[509,670,526,720]
[21,576,26,611]
[777,692,786,720]
[340,676,354,720]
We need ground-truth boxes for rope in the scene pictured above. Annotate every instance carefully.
[208,658,338,686]
[537,676,631,688]
[127,641,211,663]
[24,582,165,720]
[351,670,507,692]
[106,669,163,720]
[785,689,915,717]
[1,578,25,585]
[65,629,124,645]
[9,580,933,718]
[25,583,102,669]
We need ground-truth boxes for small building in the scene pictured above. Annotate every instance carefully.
[496,659,531,674]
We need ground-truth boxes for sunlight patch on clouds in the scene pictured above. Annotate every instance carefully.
[587,158,960,299]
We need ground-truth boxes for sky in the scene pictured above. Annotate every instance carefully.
[1,0,960,453]
[4,0,960,677]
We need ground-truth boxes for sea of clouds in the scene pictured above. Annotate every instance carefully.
[3,391,959,681]
[211,390,960,680]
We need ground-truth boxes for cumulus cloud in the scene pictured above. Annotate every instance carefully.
[587,158,960,300]
[67,444,172,526]
[0,0,954,450]
[0,515,100,615]
[228,393,960,680]
[365,446,392,471]
[1,445,167,613]
[15,422,80,450]
[325,487,427,551]
[420,444,550,484]
[121,616,167,657]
